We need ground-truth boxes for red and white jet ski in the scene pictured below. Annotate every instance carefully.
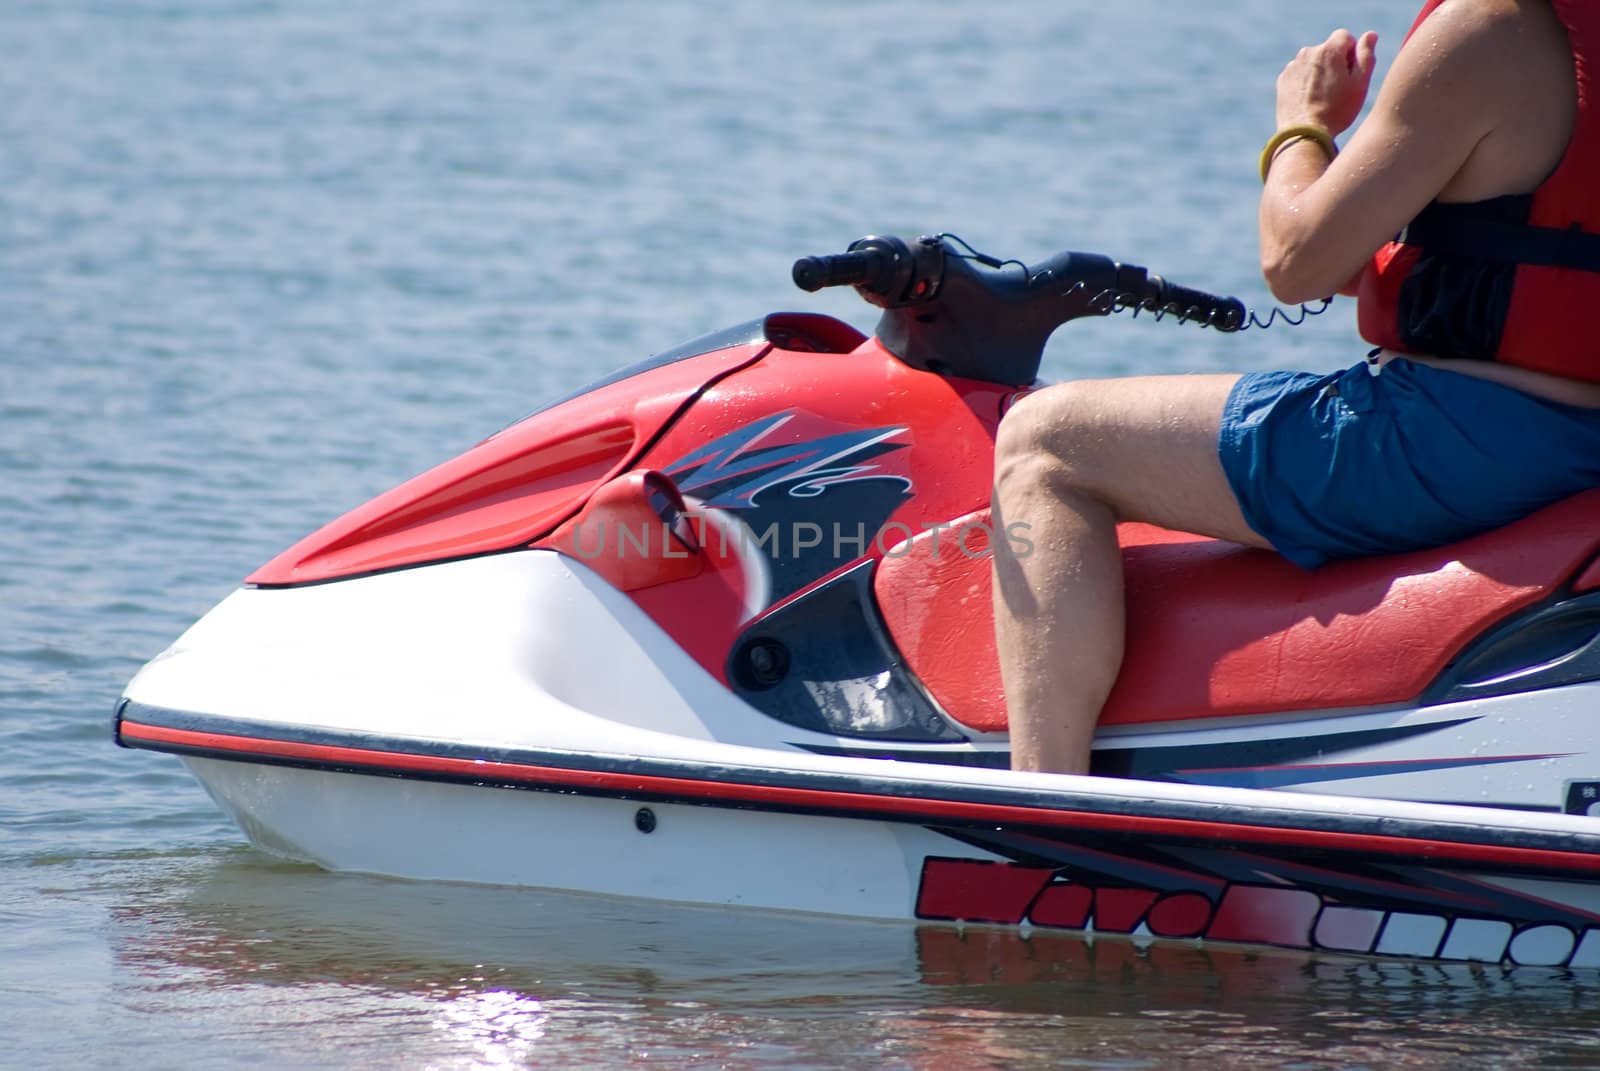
[117,234,1600,968]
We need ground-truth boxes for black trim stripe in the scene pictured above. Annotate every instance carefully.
[113,700,1600,867]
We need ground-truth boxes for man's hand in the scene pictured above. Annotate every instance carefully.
[1277,29,1379,135]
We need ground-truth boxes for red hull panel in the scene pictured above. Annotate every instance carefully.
[249,342,770,585]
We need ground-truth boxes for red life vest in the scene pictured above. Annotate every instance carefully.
[1356,0,1600,381]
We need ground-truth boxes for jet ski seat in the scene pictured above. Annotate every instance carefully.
[873,489,1600,731]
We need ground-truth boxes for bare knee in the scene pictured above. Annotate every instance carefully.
[994,382,1107,492]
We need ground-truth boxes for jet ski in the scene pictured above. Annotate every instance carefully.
[116,233,1600,968]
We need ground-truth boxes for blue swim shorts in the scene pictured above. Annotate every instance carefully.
[1217,357,1600,569]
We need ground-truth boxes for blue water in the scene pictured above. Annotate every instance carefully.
[8,1,1600,1066]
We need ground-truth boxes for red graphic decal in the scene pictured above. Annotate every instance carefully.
[1093,888,1162,933]
[1207,885,1322,948]
[916,859,1052,924]
[906,857,1589,965]
[1029,883,1094,929]
[1147,892,1216,938]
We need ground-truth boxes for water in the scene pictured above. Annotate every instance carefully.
[7,0,1600,1066]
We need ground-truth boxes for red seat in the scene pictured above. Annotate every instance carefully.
[873,490,1600,733]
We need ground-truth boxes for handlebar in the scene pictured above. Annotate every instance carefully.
[792,250,893,292]
[1130,275,1247,332]
[790,233,1248,386]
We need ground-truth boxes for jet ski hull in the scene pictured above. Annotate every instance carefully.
[119,701,1600,968]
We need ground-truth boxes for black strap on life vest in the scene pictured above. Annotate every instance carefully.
[1400,199,1600,273]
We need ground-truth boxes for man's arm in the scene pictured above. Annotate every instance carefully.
[1259,7,1514,304]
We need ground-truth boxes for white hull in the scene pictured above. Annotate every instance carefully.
[121,550,1600,968]
[175,753,1600,970]
[185,756,989,918]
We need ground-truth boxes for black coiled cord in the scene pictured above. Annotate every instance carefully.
[1093,286,1334,332]
[1237,297,1334,331]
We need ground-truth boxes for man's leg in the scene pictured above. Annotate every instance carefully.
[991,374,1273,774]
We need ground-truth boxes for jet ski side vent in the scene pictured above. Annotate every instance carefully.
[727,561,967,742]
[1423,591,1600,704]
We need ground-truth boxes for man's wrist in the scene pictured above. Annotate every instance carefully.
[1260,125,1338,183]
[1276,110,1332,132]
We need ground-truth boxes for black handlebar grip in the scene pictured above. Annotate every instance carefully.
[1146,277,1247,332]
[792,250,890,292]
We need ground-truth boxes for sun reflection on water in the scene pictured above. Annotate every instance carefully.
[432,984,550,1067]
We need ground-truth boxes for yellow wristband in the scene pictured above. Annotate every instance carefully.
[1259,124,1337,182]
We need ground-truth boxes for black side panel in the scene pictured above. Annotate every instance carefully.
[728,562,965,742]
[1423,591,1600,704]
